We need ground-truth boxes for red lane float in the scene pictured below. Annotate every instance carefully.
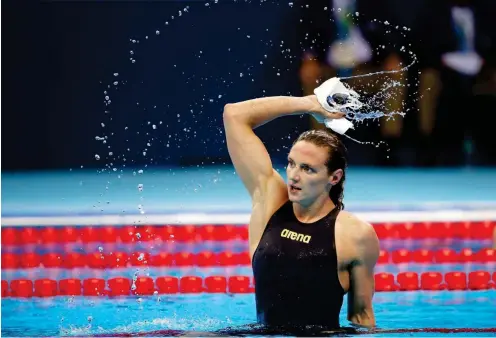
[10,279,34,297]
[34,279,57,297]
[83,278,106,296]
[60,227,79,242]
[130,252,150,266]
[205,276,227,293]
[392,249,411,264]
[1,221,494,244]
[421,272,445,290]
[156,276,179,294]
[150,253,173,267]
[2,280,8,297]
[468,271,490,290]
[397,272,420,291]
[412,249,435,263]
[63,252,86,268]
[374,273,398,291]
[1,270,495,297]
[59,278,82,296]
[106,252,129,268]
[108,277,131,296]
[87,253,106,269]
[2,228,18,245]
[228,276,252,293]
[434,249,459,263]
[20,227,38,245]
[42,253,63,268]
[2,248,494,269]
[445,272,467,290]
[2,253,18,269]
[180,276,203,293]
[133,277,155,295]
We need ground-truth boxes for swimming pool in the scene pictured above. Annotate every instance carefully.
[1,220,495,337]
[2,290,495,336]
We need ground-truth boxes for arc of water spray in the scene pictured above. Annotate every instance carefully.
[338,59,416,80]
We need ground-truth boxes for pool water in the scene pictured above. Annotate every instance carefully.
[2,290,496,337]
[2,233,496,337]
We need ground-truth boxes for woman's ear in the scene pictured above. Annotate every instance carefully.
[329,168,343,186]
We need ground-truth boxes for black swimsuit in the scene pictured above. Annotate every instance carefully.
[252,200,345,330]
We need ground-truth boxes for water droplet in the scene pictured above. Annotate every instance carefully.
[95,154,100,160]
[156,30,160,35]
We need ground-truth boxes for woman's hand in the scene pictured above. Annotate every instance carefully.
[304,94,345,123]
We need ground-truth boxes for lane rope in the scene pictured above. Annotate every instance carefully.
[2,271,496,297]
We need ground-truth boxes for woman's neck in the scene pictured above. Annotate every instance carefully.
[292,195,336,224]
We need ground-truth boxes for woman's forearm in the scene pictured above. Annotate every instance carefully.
[223,95,317,129]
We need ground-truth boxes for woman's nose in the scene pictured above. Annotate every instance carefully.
[289,173,300,182]
[287,166,300,180]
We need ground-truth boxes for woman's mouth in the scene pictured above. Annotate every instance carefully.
[289,184,301,193]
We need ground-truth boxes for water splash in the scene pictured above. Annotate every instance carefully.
[90,1,419,207]
[339,58,416,81]
[340,80,407,122]
[321,64,412,154]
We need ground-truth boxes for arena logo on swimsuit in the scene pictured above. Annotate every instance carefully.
[280,229,311,243]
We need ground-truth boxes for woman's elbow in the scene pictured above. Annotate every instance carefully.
[223,103,238,118]
[223,103,246,124]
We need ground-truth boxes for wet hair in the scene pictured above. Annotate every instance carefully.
[293,129,348,210]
